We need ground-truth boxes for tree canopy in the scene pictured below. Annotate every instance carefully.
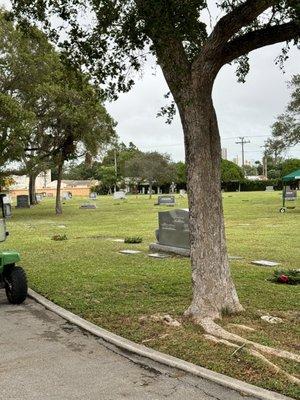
[11,1,300,100]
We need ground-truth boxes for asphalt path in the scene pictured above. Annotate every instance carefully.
[0,292,260,400]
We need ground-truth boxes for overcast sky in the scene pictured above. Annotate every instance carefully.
[106,45,300,163]
[1,0,299,164]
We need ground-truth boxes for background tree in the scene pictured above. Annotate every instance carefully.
[243,164,258,177]
[12,0,300,322]
[125,152,175,198]
[102,141,140,179]
[97,165,118,194]
[45,69,116,214]
[268,74,300,152]
[221,160,244,182]
[281,158,300,176]
[175,161,187,186]
[0,12,62,204]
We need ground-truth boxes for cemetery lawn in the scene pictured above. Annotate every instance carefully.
[6,192,300,398]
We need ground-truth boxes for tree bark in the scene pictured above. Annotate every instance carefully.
[29,173,37,205]
[55,159,64,215]
[178,83,243,321]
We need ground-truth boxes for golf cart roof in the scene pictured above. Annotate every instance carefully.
[282,169,300,183]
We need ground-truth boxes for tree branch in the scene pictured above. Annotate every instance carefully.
[208,0,276,48]
[221,21,300,65]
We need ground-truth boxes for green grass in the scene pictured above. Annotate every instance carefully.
[3,192,300,398]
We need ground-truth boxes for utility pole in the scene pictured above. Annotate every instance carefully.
[235,137,250,168]
[114,148,117,193]
[261,142,268,178]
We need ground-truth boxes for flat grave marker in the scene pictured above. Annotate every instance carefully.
[119,249,142,255]
[79,203,97,209]
[148,253,170,259]
[251,260,279,267]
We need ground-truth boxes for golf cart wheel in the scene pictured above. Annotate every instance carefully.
[279,207,286,213]
[4,266,28,304]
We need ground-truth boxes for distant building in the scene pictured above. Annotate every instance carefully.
[9,173,97,198]
[246,175,268,181]
[232,156,240,166]
[10,170,52,190]
[221,148,227,160]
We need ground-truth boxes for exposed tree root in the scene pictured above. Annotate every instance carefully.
[228,323,256,332]
[204,334,300,386]
[201,318,300,363]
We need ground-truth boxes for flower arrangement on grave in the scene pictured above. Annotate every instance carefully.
[269,269,300,285]
[124,236,143,244]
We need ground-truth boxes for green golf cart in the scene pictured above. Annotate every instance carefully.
[279,169,300,213]
[0,194,27,304]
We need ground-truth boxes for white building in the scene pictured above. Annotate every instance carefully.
[10,170,52,190]
[221,148,227,160]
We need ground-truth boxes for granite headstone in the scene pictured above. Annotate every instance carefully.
[156,208,189,249]
[16,195,30,208]
[157,195,175,206]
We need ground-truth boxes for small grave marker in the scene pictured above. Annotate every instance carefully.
[119,249,142,255]
[36,194,43,203]
[113,191,126,200]
[265,186,274,191]
[79,203,97,209]
[62,192,72,200]
[148,253,169,259]
[251,260,279,267]
[89,192,97,200]
[156,195,175,206]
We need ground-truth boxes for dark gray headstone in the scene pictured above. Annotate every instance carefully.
[157,195,175,206]
[156,208,189,249]
[16,195,30,208]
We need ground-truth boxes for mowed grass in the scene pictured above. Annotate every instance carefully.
[3,192,300,398]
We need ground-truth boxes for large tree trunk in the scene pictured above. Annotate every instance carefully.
[178,86,243,321]
[29,173,37,205]
[55,160,64,215]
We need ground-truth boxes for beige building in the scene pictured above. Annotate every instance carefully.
[9,173,98,198]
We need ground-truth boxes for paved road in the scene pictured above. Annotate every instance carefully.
[0,292,258,400]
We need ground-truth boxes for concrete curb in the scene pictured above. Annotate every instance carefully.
[28,289,293,400]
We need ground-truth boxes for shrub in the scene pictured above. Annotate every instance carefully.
[52,234,68,241]
[124,236,143,244]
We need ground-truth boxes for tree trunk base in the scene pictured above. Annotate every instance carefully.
[184,299,244,322]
